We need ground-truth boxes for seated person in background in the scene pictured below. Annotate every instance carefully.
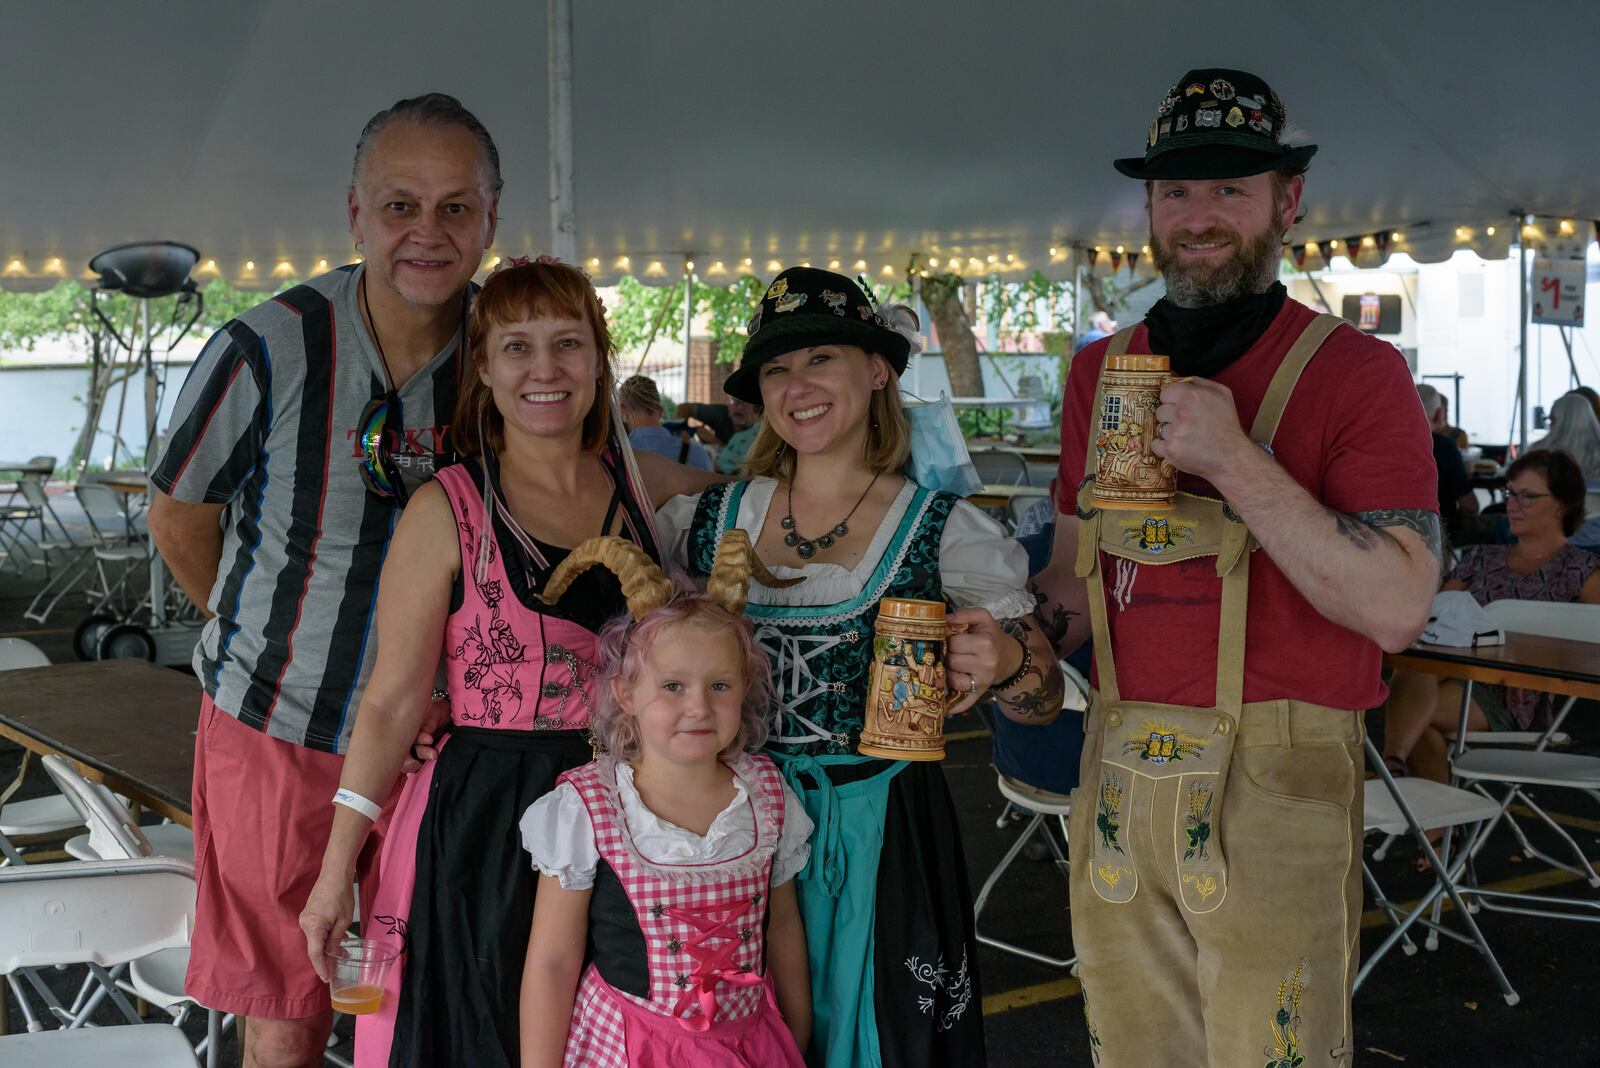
[677,393,760,453]
[1075,310,1116,351]
[713,395,763,475]
[979,477,1087,802]
[618,375,713,470]
[1417,383,1484,545]
[1383,449,1600,785]
[1526,390,1600,550]
[1440,394,1469,449]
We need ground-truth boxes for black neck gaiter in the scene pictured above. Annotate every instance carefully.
[1143,282,1287,378]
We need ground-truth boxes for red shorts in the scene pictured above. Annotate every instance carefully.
[185,695,380,1019]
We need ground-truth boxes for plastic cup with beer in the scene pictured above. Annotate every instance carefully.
[326,936,399,1015]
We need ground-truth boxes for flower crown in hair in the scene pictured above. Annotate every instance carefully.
[493,253,565,274]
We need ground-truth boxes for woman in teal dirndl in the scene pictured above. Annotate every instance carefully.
[657,267,1065,1067]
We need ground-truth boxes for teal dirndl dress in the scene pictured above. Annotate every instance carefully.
[672,477,1031,1068]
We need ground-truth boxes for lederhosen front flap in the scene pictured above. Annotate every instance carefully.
[1076,315,1342,913]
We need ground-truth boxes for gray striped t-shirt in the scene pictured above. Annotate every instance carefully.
[152,265,464,753]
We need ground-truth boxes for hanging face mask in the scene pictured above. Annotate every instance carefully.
[902,391,984,496]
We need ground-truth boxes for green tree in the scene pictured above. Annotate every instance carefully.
[609,274,766,374]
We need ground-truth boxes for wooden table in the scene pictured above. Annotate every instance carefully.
[0,659,201,826]
[1385,631,1600,702]
[97,471,151,495]
[967,483,1048,510]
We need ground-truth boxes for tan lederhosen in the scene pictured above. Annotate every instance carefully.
[1067,317,1365,1067]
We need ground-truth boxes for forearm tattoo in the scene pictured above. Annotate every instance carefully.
[1331,508,1442,560]
[994,618,1067,721]
[1029,585,1078,653]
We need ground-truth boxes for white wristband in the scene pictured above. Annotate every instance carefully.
[332,788,382,822]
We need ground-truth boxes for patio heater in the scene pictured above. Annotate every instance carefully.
[74,242,206,664]
[84,241,204,471]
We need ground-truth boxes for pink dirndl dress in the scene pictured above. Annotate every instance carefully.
[357,461,633,1067]
[559,754,806,1068]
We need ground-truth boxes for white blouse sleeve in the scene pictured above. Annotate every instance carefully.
[771,778,816,886]
[939,499,1036,620]
[654,492,703,575]
[518,783,602,890]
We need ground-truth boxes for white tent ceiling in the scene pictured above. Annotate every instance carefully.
[3,0,1597,291]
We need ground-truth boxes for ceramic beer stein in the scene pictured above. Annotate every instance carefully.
[859,598,968,761]
[1091,353,1178,510]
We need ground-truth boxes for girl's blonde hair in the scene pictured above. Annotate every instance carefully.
[590,595,773,761]
[742,365,910,482]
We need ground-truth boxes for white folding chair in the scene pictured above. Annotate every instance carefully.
[968,447,1032,487]
[1008,375,1055,434]
[1357,737,1518,1004]
[0,1020,199,1066]
[971,662,1088,969]
[0,856,197,1051]
[0,641,87,868]
[36,757,224,1065]
[73,481,150,618]
[1441,600,1600,923]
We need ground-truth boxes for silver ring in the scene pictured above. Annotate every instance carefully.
[967,677,978,696]
[430,688,449,702]
[1155,422,1167,441]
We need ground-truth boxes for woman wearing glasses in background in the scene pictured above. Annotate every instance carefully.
[1382,449,1600,789]
[298,259,718,1067]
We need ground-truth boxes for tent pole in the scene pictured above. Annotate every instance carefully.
[1515,211,1529,451]
[547,0,576,262]
[683,265,694,403]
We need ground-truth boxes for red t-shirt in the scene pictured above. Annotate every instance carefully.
[1054,298,1437,711]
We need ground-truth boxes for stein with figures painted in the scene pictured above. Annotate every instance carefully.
[1091,353,1178,510]
[859,598,968,761]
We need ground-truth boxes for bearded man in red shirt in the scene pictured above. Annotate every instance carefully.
[1030,68,1440,1067]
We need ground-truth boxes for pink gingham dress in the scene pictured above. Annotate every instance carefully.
[557,754,806,1067]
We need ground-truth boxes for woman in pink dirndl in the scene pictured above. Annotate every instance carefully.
[299,259,716,1067]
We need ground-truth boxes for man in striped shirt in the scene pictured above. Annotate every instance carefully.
[148,93,499,1068]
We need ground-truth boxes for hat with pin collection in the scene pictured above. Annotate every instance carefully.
[722,266,912,404]
[1113,68,1317,181]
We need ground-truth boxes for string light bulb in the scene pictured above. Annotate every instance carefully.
[828,259,840,269]
[1361,236,1376,248]
[767,260,782,272]
[316,258,329,270]
[684,259,695,273]
[244,260,256,271]
[881,264,894,275]
[1486,226,1496,236]
[1048,246,1059,257]
[853,259,867,270]
[928,257,940,268]
[1560,219,1575,235]
[1389,232,1403,242]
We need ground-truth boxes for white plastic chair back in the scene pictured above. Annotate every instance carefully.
[969,448,1031,487]
[40,754,151,860]
[0,856,195,974]
[0,638,49,670]
[1483,599,1600,643]
[0,1023,201,1065]
[16,477,49,510]
[73,481,132,544]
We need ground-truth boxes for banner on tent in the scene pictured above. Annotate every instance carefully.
[1530,216,1585,327]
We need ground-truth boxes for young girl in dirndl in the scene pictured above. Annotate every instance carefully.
[519,533,814,1067]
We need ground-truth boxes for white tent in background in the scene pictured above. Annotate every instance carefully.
[2,0,1595,290]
